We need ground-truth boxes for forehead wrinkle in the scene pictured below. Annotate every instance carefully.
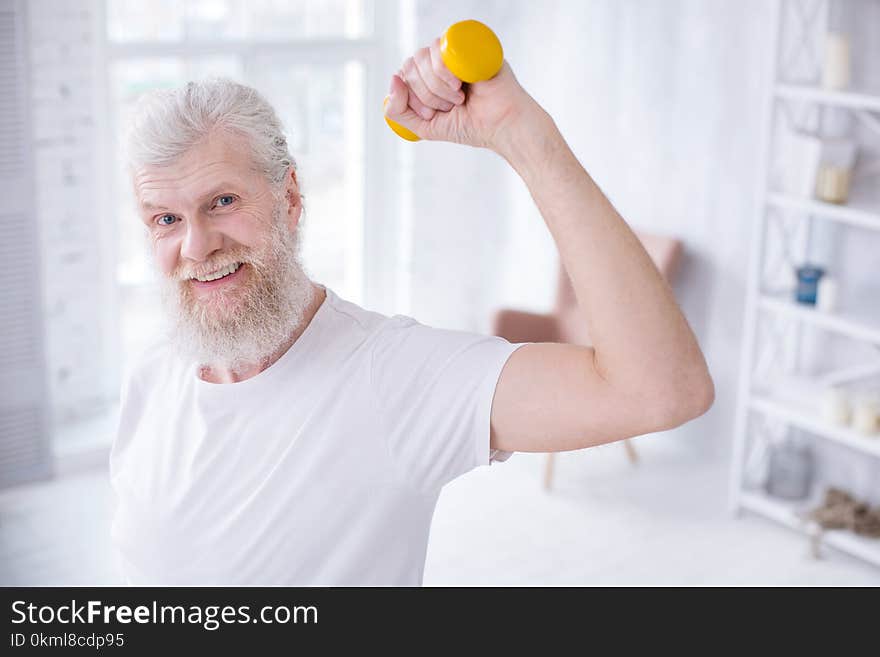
[134,131,264,210]
[136,160,252,211]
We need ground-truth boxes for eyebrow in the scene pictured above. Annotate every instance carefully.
[139,183,245,213]
[139,200,168,212]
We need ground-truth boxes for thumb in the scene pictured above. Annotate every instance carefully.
[384,74,428,138]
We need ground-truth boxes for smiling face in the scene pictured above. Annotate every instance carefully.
[134,129,314,372]
[135,130,291,295]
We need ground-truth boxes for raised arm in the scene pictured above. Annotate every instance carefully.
[385,44,714,453]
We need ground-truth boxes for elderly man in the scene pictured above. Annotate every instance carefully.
[110,39,713,586]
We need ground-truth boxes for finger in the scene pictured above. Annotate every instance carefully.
[397,67,435,120]
[405,87,435,121]
[385,74,429,137]
[417,43,464,106]
[429,37,465,102]
[401,56,453,115]
[385,74,410,117]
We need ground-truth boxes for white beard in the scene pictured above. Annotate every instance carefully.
[156,203,314,376]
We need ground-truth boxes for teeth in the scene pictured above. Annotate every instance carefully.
[194,262,241,282]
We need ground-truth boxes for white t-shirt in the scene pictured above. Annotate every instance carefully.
[109,286,524,586]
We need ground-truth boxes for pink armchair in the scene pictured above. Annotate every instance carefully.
[490,231,683,490]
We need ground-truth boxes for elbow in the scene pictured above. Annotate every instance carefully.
[648,364,715,431]
[688,368,715,420]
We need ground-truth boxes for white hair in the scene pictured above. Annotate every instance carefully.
[125,77,298,194]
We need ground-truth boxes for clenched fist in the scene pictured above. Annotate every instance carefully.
[384,36,540,152]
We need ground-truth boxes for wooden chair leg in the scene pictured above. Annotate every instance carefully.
[623,439,638,465]
[543,452,555,491]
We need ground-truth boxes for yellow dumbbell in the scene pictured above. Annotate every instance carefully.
[384,19,503,142]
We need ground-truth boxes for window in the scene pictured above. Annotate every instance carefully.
[104,0,391,373]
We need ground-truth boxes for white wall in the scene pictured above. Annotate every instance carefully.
[402,0,520,332]
[27,0,115,429]
[524,1,779,462]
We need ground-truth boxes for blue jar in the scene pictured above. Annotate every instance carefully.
[795,265,825,305]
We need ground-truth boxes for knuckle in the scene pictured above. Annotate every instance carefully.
[429,43,441,64]
[423,76,440,94]
[415,103,434,119]
[427,88,446,105]
[434,61,458,86]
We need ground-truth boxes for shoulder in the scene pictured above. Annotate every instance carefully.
[322,287,396,338]
[319,289,440,364]
[372,312,504,351]
[370,312,517,376]
[319,288,449,365]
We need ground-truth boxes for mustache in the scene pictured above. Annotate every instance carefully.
[175,261,245,281]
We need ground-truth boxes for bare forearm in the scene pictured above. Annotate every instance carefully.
[494,106,712,410]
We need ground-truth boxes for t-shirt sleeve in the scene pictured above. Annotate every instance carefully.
[370,315,528,495]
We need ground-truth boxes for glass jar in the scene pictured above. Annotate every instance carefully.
[766,436,814,500]
[794,265,825,305]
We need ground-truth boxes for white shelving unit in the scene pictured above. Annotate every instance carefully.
[738,490,880,568]
[766,193,880,231]
[729,0,880,567]
[749,393,880,460]
[775,83,880,112]
[758,294,880,345]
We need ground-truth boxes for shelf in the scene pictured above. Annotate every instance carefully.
[732,1,880,574]
[759,294,880,345]
[766,193,880,232]
[750,392,880,459]
[739,490,880,568]
[775,84,880,112]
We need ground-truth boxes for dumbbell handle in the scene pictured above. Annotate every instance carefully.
[384,20,503,142]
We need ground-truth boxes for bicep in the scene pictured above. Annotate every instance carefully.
[489,343,662,453]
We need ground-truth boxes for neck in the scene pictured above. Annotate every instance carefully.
[197,282,326,384]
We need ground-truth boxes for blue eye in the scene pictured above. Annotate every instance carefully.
[157,214,177,226]
[216,195,235,207]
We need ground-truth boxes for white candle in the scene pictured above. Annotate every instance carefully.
[852,397,879,435]
[817,276,838,313]
[822,33,850,90]
[815,165,851,203]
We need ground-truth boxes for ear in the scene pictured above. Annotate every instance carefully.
[282,167,303,231]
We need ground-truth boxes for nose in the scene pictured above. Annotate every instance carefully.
[180,216,223,264]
